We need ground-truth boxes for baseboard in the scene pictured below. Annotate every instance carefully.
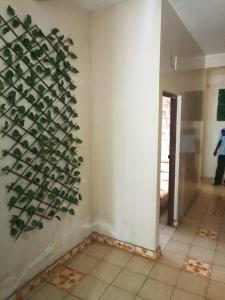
[8,232,160,300]
[201,176,213,184]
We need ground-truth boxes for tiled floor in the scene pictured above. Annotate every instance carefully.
[24,184,225,300]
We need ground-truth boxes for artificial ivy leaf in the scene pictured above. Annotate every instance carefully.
[9,196,17,206]
[14,44,24,58]
[18,105,26,114]
[3,120,9,130]
[70,66,79,74]
[11,227,18,236]
[28,94,35,103]
[78,156,84,162]
[51,28,59,35]
[27,206,36,216]
[7,90,16,104]
[21,140,29,148]
[75,138,82,144]
[69,208,75,215]
[25,171,32,178]
[31,220,39,227]
[44,68,51,77]
[5,70,14,85]
[19,196,28,203]
[37,207,45,213]
[36,65,44,74]
[12,18,20,28]
[2,26,10,35]
[15,64,23,78]
[15,185,24,194]
[12,129,21,139]
[13,148,22,158]
[23,55,31,65]
[0,80,5,92]
[32,28,43,38]
[68,38,74,45]
[38,84,46,95]
[22,37,32,50]
[73,171,80,177]
[61,207,68,213]
[16,163,23,170]
[48,210,55,217]
[7,5,15,16]
[17,83,24,93]
[1,166,9,172]
[70,52,78,59]
[42,43,49,51]
[23,14,32,29]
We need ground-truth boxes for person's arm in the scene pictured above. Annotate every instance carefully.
[214,140,222,156]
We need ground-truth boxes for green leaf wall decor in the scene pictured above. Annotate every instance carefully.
[0,6,82,239]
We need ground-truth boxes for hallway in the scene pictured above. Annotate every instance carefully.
[20,183,225,300]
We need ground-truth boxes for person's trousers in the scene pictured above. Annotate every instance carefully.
[215,155,225,184]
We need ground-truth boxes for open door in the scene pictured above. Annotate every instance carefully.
[160,92,178,226]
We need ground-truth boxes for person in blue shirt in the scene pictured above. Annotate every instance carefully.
[213,128,225,185]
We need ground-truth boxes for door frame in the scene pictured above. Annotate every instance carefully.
[162,91,180,226]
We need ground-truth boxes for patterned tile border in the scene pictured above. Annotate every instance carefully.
[206,208,224,217]
[9,232,160,300]
[47,266,85,293]
[197,228,218,240]
[182,256,212,278]
[92,232,161,259]
[201,176,213,184]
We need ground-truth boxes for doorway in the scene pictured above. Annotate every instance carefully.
[159,91,179,247]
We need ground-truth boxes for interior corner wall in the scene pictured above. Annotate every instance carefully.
[160,0,206,220]
[0,1,92,299]
[202,67,225,179]
[91,0,162,251]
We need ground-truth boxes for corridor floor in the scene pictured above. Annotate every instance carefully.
[21,184,225,300]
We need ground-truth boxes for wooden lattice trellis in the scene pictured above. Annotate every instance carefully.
[0,6,83,239]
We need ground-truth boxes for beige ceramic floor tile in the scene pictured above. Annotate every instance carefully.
[188,246,214,262]
[83,242,112,259]
[125,255,155,276]
[171,288,205,300]
[25,283,66,300]
[214,251,225,267]
[90,261,121,283]
[171,230,194,244]
[165,240,190,256]
[64,295,81,300]
[217,241,225,253]
[176,271,209,296]
[100,286,134,300]
[150,263,180,286]
[112,269,146,294]
[65,253,98,273]
[207,280,225,300]
[159,250,185,269]
[192,236,217,251]
[104,248,132,267]
[219,232,225,243]
[211,265,225,284]
[138,278,173,300]
[71,276,107,300]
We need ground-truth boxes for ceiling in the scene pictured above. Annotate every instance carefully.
[169,0,225,55]
[74,0,126,11]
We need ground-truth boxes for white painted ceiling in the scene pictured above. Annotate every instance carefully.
[74,0,126,11]
[169,0,225,55]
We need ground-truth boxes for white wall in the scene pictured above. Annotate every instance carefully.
[91,0,162,251]
[0,1,92,299]
[160,0,206,220]
[202,68,225,178]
